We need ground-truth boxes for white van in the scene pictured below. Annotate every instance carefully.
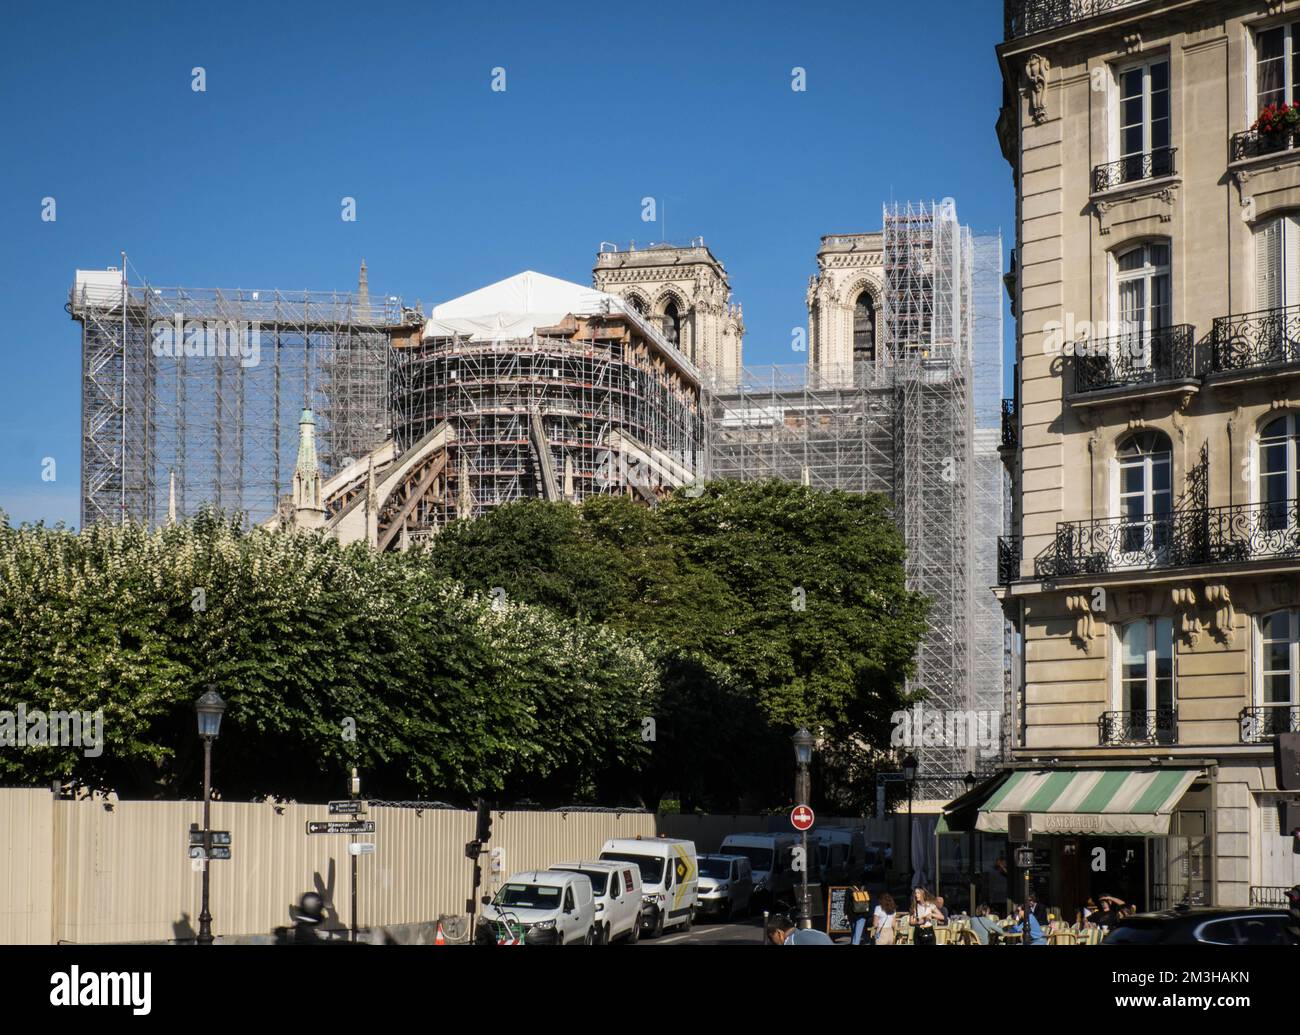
[815,827,867,884]
[719,833,799,906]
[599,836,698,937]
[550,860,644,944]
[478,869,596,945]
[697,853,754,920]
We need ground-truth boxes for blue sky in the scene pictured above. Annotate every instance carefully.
[0,0,1012,528]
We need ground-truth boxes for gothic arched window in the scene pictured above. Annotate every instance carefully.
[853,292,876,364]
[661,300,682,348]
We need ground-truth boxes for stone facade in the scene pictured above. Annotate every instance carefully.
[998,0,1300,910]
[593,243,744,379]
[807,232,884,379]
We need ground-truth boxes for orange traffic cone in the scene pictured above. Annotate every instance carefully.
[434,922,446,945]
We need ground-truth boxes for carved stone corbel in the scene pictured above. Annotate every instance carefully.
[1204,584,1235,646]
[1024,54,1050,125]
[1066,592,1102,651]
[1170,586,1202,647]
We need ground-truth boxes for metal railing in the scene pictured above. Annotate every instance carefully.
[1249,885,1296,906]
[1092,148,1177,192]
[1230,128,1300,163]
[998,536,1022,584]
[1239,706,1300,744]
[1001,398,1018,449]
[1099,708,1178,746]
[1005,0,1149,40]
[1210,303,1300,374]
[1035,499,1300,578]
[1071,325,1198,395]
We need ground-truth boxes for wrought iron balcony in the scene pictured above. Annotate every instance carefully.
[1000,398,1018,449]
[1092,147,1176,192]
[998,535,1022,584]
[1099,708,1177,746]
[1239,706,1300,744]
[1035,499,1300,578]
[1209,303,1300,375]
[1250,885,1297,906]
[1005,0,1149,41]
[1071,325,1198,395]
[1230,128,1300,163]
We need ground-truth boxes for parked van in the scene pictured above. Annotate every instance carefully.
[550,860,643,944]
[599,836,698,937]
[814,827,867,884]
[478,869,596,945]
[719,833,798,906]
[696,853,754,920]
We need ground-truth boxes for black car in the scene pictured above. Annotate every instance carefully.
[1102,906,1299,945]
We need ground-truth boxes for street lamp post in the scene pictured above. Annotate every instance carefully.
[792,728,815,930]
[902,754,918,891]
[195,688,226,947]
[963,771,977,913]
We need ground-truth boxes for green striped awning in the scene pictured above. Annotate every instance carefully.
[976,768,1200,836]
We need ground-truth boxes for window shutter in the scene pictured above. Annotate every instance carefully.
[1257,219,1282,311]
[1286,216,1300,308]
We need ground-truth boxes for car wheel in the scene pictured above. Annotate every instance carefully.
[723,900,734,923]
[627,918,641,944]
[684,907,694,932]
[583,926,594,945]
[652,909,665,938]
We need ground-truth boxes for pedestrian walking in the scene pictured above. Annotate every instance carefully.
[847,885,874,945]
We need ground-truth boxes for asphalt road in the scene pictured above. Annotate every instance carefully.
[636,911,845,945]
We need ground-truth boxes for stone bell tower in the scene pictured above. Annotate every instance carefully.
[593,240,744,381]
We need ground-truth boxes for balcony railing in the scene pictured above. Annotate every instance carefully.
[1250,885,1297,906]
[1005,0,1149,41]
[1210,303,1300,375]
[1092,147,1176,192]
[998,536,1022,584]
[1230,128,1300,163]
[1099,708,1178,746]
[1035,499,1300,578]
[1000,398,1018,448]
[1239,706,1300,744]
[1071,325,1198,395]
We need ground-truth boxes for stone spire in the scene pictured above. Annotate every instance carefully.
[358,259,370,320]
[292,408,325,529]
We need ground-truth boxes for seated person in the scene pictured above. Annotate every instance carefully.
[968,904,1002,945]
[1008,903,1047,945]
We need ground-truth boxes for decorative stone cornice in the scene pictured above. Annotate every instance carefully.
[1066,592,1101,651]
[1170,586,1202,647]
[1203,584,1235,646]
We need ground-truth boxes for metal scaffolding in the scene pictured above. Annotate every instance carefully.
[703,204,1007,800]
[69,260,405,528]
[391,309,703,526]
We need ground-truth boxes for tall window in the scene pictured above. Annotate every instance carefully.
[1116,430,1172,560]
[1259,414,1300,531]
[1254,215,1300,310]
[1258,610,1299,735]
[1113,242,1170,366]
[853,291,876,364]
[1256,24,1300,111]
[660,300,681,348]
[1116,58,1171,176]
[1117,618,1175,719]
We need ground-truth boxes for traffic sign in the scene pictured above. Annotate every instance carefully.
[190,845,231,861]
[349,842,376,856]
[791,804,815,831]
[329,800,365,815]
[188,830,231,846]
[307,820,376,835]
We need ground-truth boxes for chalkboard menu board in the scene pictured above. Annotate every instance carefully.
[826,886,853,934]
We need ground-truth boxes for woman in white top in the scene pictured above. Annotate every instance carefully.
[909,886,940,945]
[872,892,898,945]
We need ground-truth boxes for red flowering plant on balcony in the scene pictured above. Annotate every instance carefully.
[1252,101,1300,139]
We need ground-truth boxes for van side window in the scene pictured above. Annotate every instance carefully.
[665,861,674,889]
[731,861,740,881]
[610,876,620,899]
[564,887,575,912]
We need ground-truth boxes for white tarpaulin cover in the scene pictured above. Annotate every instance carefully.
[424,270,622,342]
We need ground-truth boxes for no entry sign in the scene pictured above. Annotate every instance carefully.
[791,805,815,831]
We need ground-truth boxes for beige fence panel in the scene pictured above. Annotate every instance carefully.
[0,788,53,944]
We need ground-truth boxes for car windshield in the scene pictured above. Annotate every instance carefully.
[494,883,562,911]
[567,870,608,896]
[601,852,664,886]
[699,858,732,879]
[723,845,773,871]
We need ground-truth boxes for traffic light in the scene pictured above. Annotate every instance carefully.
[476,799,493,843]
